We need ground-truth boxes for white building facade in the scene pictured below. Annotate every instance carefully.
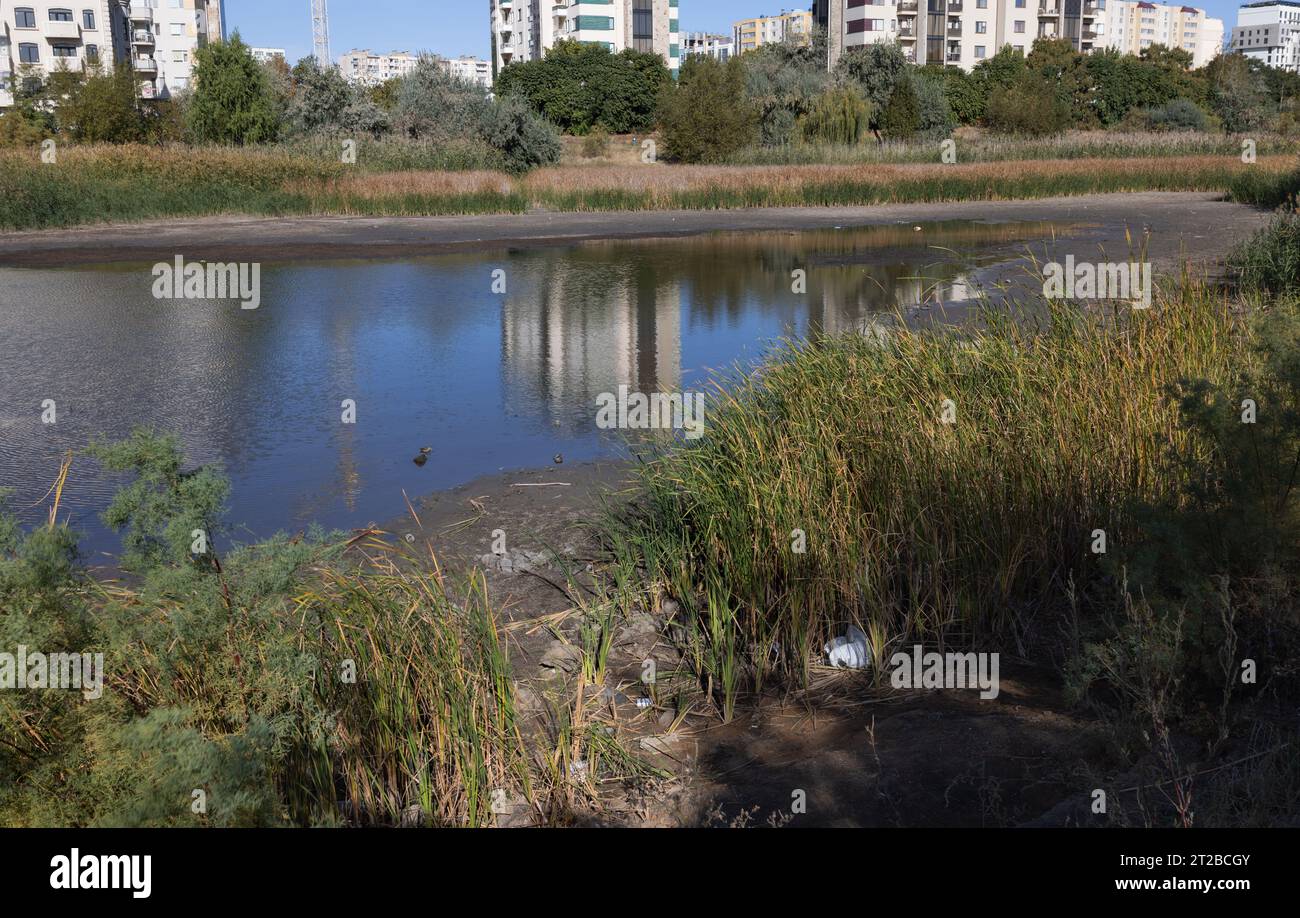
[438,54,492,88]
[1230,1,1300,71]
[490,0,680,79]
[683,31,734,61]
[337,48,420,85]
[817,0,1220,69]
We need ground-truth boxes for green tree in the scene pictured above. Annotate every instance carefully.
[495,40,669,135]
[187,34,279,144]
[741,34,832,145]
[659,55,758,163]
[879,77,920,139]
[56,61,150,143]
[797,85,872,145]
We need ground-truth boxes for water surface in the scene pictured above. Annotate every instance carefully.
[0,220,1071,556]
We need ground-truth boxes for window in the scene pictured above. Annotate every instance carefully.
[975,45,987,58]
[171,23,183,36]
[976,21,987,33]
[86,43,99,61]
[1014,20,1025,33]
[83,9,95,29]
[52,44,77,58]
[977,0,987,6]
[49,9,74,22]
[1015,0,1025,6]
[173,49,187,62]
[18,42,40,63]
[14,8,36,28]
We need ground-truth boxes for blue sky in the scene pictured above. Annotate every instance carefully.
[225,0,1247,64]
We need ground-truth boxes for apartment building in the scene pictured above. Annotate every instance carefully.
[1,2,124,105]
[1105,2,1222,64]
[438,54,492,88]
[683,31,735,60]
[733,9,814,53]
[249,47,285,65]
[0,0,221,105]
[817,0,1219,70]
[490,0,681,79]
[123,1,222,99]
[338,49,420,85]
[1230,1,1300,71]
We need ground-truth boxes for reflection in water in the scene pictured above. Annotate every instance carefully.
[0,220,1075,555]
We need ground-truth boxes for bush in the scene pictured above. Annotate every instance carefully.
[797,86,872,145]
[477,95,562,173]
[581,124,611,158]
[659,56,758,164]
[1138,98,1210,132]
[910,69,955,138]
[985,77,1072,136]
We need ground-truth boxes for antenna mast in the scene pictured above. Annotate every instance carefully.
[311,0,331,66]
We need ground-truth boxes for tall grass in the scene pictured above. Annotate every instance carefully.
[728,131,1299,166]
[1,144,1291,231]
[293,541,532,827]
[605,280,1246,715]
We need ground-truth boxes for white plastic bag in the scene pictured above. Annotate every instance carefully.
[824,625,871,670]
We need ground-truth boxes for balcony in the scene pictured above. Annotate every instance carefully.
[44,20,81,40]
[947,25,962,36]
[1039,4,1059,15]
[132,56,157,74]
[948,0,962,10]
[129,5,154,23]
[132,29,154,45]
[898,0,919,12]
[946,50,962,62]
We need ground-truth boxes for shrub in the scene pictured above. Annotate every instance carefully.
[581,124,611,158]
[477,95,562,173]
[659,56,758,164]
[797,86,872,145]
[1141,98,1210,132]
[910,69,955,138]
[985,77,1072,136]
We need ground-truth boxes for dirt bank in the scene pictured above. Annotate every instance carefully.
[0,192,1270,268]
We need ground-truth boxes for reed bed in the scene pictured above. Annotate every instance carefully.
[1,143,1292,231]
[729,131,1299,166]
[605,280,1249,715]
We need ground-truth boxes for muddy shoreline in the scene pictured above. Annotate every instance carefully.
[0,191,1269,267]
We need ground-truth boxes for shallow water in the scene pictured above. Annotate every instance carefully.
[0,219,1071,557]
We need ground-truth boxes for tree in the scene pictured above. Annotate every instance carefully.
[283,57,388,137]
[742,35,832,145]
[798,86,872,145]
[659,55,758,163]
[985,75,1072,135]
[187,34,279,144]
[60,62,151,143]
[879,77,920,139]
[495,41,669,135]
[835,41,909,112]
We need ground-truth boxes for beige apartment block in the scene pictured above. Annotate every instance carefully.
[818,0,1220,69]
[338,48,420,85]
[733,9,814,53]
[1,1,122,105]
[123,0,223,99]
